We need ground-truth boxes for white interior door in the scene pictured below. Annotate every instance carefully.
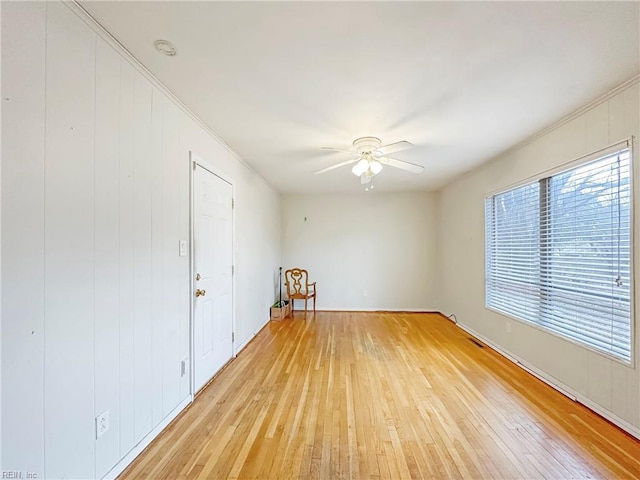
[193,164,233,393]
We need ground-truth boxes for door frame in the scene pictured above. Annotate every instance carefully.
[189,151,236,396]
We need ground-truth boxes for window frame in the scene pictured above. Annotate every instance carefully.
[484,139,636,366]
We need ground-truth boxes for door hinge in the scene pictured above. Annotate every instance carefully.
[231,198,235,209]
[232,332,235,342]
[232,265,235,275]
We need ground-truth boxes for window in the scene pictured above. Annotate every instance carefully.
[485,145,633,362]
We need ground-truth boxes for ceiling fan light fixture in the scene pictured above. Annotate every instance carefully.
[369,160,383,175]
[352,159,369,176]
[363,174,374,191]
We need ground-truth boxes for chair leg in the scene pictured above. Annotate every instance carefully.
[313,295,316,313]
[304,298,308,313]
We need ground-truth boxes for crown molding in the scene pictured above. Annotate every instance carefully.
[63,1,275,191]
[514,74,640,151]
[437,74,639,193]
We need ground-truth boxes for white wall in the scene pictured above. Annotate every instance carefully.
[1,2,280,479]
[282,192,438,310]
[0,0,3,468]
[436,81,640,434]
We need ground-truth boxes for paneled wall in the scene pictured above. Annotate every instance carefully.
[436,82,640,434]
[1,2,280,479]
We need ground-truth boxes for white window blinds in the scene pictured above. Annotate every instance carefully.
[485,146,632,362]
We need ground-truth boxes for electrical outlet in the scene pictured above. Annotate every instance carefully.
[506,321,512,333]
[96,410,109,439]
[179,240,187,257]
[181,358,189,377]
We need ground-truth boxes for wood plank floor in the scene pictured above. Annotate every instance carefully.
[119,312,640,479]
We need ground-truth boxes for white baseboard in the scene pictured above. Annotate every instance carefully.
[314,308,439,313]
[102,395,193,480]
[456,321,640,440]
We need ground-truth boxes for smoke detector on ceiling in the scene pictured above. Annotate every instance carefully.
[154,40,177,56]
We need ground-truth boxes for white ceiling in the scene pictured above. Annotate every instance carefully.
[80,1,639,193]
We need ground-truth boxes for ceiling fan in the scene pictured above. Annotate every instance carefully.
[315,136,423,190]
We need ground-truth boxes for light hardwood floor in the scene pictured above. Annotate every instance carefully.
[119,312,640,479]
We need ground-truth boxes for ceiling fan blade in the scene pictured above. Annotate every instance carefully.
[379,156,424,174]
[321,147,358,156]
[376,140,414,156]
[314,158,358,175]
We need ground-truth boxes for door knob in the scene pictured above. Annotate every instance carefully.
[195,289,206,298]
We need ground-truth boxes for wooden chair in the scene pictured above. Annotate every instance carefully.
[284,268,316,313]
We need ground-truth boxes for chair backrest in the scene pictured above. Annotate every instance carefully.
[285,268,309,296]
